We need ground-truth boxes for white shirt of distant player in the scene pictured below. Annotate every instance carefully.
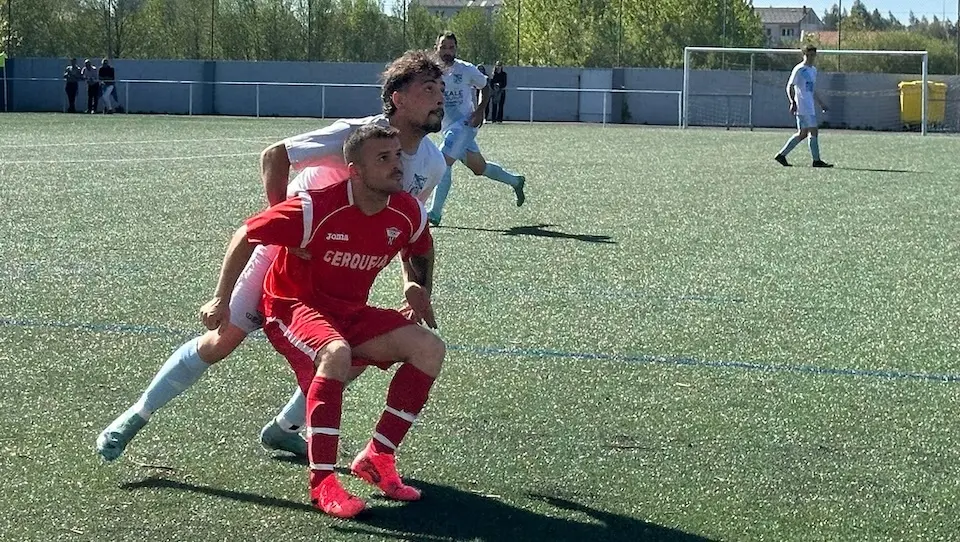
[283,114,446,202]
[787,62,818,116]
[441,59,488,131]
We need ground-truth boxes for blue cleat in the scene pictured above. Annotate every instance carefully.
[514,176,526,207]
[260,420,308,457]
[427,212,442,227]
[96,412,148,461]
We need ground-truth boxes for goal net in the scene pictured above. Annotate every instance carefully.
[682,46,960,134]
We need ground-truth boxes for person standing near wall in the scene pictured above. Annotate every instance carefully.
[490,61,507,123]
[63,58,82,113]
[82,59,100,114]
[99,58,119,114]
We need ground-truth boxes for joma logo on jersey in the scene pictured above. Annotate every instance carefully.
[323,251,390,271]
[326,233,349,241]
[386,227,401,246]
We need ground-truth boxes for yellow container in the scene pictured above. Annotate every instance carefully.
[899,80,947,125]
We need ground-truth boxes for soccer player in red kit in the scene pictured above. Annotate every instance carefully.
[199,123,443,519]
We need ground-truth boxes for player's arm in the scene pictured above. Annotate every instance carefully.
[814,90,828,112]
[260,142,291,206]
[260,121,356,206]
[200,196,310,329]
[199,225,258,330]
[470,68,491,127]
[400,212,437,328]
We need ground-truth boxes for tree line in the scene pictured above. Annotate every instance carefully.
[0,0,957,73]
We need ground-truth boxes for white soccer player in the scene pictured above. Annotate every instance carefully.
[775,44,833,168]
[426,31,526,226]
[96,51,448,461]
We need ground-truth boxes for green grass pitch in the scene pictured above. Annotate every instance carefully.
[1,113,959,541]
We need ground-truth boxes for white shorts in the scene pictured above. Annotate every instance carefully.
[227,244,280,333]
[796,114,817,129]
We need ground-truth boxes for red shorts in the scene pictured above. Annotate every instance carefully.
[263,300,413,393]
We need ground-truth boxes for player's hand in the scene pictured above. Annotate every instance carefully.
[403,281,437,329]
[469,109,485,128]
[789,102,797,115]
[199,296,229,330]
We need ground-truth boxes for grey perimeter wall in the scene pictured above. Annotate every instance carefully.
[5,57,960,131]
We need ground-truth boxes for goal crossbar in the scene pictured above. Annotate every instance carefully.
[682,46,931,134]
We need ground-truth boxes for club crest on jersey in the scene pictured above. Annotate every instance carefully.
[386,227,401,246]
[452,73,462,84]
[412,174,426,193]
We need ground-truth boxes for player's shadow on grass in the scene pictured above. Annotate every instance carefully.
[335,480,715,542]
[120,476,715,541]
[832,166,928,174]
[443,223,616,245]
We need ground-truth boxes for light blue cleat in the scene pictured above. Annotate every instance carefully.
[427,212,442,227]
[259,420,308,458]
[96,412,148,461]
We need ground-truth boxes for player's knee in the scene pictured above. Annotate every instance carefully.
[409,331,445,377]
[316,340,352,380]
[197,324,247,363]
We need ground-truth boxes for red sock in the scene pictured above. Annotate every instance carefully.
[306,376,344,500]
[371,364,435,454]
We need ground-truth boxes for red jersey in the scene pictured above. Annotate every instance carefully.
[245,179,432,315]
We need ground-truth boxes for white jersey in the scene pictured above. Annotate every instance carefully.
[787,62,818,116]
[441,59,488,131]
[284,114,445,202]
[226,115,445,333]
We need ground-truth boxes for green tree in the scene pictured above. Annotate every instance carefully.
[447,7,501,65]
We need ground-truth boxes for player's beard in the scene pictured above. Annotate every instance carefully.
[440,53,454,65]
[422,108,443,133]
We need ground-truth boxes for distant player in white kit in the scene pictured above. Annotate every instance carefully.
[427,31,526,226]
[96,51,448,462]
[775,44,833,168]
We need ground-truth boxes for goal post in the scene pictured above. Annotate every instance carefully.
[682,46,931,135]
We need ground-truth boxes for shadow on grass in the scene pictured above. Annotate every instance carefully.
[120,476,715,541]
[441,223,616,245]
[831,166,929,174]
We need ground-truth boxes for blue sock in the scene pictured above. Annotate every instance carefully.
[778,134,804,157]
[481,162,521,187]
[809,137,821,161]
[428,166,453,218]
[275,388,306,431]
[132,337,209,419]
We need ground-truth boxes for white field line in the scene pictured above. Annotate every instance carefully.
[3,152,259,165]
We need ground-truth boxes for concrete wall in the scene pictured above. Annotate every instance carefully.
[4,57,959,131]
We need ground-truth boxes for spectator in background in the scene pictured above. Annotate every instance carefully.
[63,58,82,113]
[99,58,119,114]
[476,64,490,121]
[490,61,507,123]
[82,59,100,114]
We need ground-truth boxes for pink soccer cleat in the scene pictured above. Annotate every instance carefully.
[311,474,367,519]
[350,441,422,501]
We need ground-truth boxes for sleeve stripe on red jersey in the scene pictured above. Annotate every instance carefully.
[298,191,313,249]
[409,199,428,245]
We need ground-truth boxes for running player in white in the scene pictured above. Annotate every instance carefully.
[426,31,526,226]
[96,50,448,461]
[775,44,833,168]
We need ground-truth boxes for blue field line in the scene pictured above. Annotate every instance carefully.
[2,316,959,384]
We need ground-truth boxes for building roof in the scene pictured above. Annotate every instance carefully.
[755,7,821,25]
[414,0,504,7]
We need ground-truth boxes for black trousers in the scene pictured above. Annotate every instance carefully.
[491,90,506,122]
[86,83,100,113]
[65,82,79,112]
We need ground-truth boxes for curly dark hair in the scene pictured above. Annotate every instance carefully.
[380,50,445,117]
